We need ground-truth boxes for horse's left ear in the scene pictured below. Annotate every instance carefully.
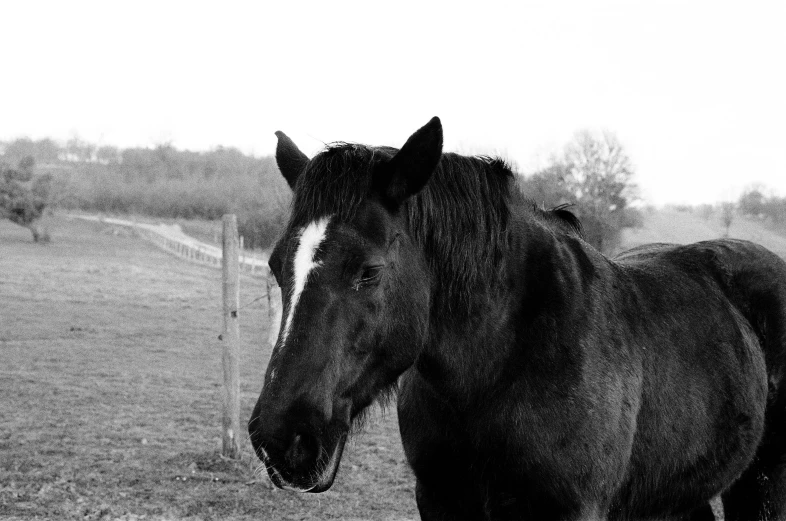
[376,116,443,209]
[275,131,309,189]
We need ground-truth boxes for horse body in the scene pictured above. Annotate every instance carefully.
[249,118,786,520]
[400,209,781,518]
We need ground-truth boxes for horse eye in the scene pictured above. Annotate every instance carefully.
[360,265,382,281]
[354,265,383,290]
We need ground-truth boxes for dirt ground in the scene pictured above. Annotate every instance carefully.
[0,215,417,520]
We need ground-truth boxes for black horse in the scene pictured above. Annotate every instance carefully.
[249,117,786,520]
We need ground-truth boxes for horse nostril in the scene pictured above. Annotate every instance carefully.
[285,432,320,472]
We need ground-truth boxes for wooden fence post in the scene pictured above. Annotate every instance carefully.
[221,214,241,459]
[239,236,245,271]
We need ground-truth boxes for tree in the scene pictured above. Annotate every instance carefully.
[763,197,786,226]
[18,155,36,174]
[520,130,639,253]
[736,185,786,226]
[0,160,52,242]
[738,187,766,217]
[2,138,36,166]
[698,204,714,221]
[720,202,735,237]
[1,138,61,165]
[66,135,95,162]
[34,138,61,164]
[96,145,120,164]
[517,163,574,208]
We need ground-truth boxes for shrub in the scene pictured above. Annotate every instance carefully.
[0,159,52,242]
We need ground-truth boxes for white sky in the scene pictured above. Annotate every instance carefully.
[1,0,784,205]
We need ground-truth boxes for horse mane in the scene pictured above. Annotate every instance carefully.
[289,143,582,313]
[533,202,584,238]
[406,153,513,312]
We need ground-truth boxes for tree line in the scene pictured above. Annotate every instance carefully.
[0,138,290,248]
[2,131,643,252]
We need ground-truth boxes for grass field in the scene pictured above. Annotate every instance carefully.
[620,207,786,258]
[3,208,785,520]
[0,214,416,521]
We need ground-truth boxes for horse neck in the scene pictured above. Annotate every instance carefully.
[417,210,602,403]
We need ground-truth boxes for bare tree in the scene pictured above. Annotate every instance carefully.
[720,202,735,237]
[522,129,638,253]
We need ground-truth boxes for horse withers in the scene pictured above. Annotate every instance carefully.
[248,117,786,520]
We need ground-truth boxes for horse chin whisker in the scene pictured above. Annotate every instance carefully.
[253,463,267,479]
[253,456,276,479]
[345,380,400,436]
[315,431,348,490]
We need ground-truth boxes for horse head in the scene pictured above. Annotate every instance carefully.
[248,118,442,492]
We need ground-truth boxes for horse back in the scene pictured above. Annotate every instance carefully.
[616,238,786,386]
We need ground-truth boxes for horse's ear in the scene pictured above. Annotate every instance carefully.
[275,131,309,189]
[376,117,443,209]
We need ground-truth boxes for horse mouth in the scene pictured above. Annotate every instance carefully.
[265,432,348,493]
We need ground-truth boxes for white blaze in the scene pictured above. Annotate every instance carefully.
[280,216,331,345]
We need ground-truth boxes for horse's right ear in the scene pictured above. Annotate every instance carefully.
[275,131,309,189]
[375,117,443,210]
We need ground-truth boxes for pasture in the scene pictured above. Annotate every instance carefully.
[2,209,785,520]
[0,215,416,520]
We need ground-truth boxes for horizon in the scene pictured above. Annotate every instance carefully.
[1,1,784,206]
[0,133,776,210]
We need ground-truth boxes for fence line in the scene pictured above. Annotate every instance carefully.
[68,213,269,276]
[69,212,282,348]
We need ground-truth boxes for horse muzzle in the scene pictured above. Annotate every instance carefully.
[249,420,348,493]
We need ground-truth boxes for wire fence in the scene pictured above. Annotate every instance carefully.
[68,212,283,347]
[68,213,269,275]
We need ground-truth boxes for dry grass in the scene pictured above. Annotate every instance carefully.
[0,215,416,520]
[620,207,786,258]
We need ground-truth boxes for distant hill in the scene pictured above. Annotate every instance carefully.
[619,208,786,259]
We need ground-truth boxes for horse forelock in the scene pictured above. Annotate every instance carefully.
[289,143,390,227]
